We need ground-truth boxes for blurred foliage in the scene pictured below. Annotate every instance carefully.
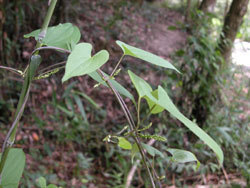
[160,5,250,187]
[169,10,224,126]
[206,66,250,183]
[0,0,249,187]
[237,16,250,41]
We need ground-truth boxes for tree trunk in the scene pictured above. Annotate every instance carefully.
[199,0,216,12]
[185,0,192,22]
[0,0,5,64]
[218,0,249,64]
[223,0,229,17]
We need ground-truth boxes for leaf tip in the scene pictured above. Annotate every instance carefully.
[61,75,68,83]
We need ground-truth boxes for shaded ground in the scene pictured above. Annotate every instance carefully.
[0,1,249,187]
[136,10,187,58]
[15,3,191,187]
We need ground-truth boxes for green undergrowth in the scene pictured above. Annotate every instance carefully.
[0,1,249,187]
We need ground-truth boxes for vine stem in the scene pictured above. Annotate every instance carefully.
[32,46,71,55]
[136,97,141,129]
[126,139,156,188]
[0,66,22,76]
[35,0,57,50]
[0,0,58,183]
[110,54,124,77]
[97,69,158,188]
[141,104,156,125]
[38,61,66,74]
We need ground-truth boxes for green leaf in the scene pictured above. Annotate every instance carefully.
[141,143,164,158]
[116,41,180,73]
[47,184,58,188]
[56,105,73,117]
[128,70,153,98]
[88,71,135,103]
[127,71,223,165]
[73,91,100,109]
[145,90,164,114]
[37,177,47,188]
[157,86,224,165]
[128,70,163,114]
[62,81,78,98]
[131,143,139,163]
[128,70,165,114]
[73,94,88,123]
[62,43,109,82]
[167,148,200,170]
[0,148,26,188]
[24,23,80,50]
[117,137,132,150]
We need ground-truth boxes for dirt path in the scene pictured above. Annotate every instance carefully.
[232,39,250,68]
[143,13,187,58]
[130,9,187,59]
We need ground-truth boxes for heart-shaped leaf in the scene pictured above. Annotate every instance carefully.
[0,148,26,188]
[118,137,132,150]
[167,148,200,170]
[24,23,81,50]
[145,89,164,114]
[128,70,153,98]
[62,43,109,82]
[116,41,180,73]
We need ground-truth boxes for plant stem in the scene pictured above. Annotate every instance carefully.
[38,61,66,74]
[141,104,156,125]
[0,0,58,183]
[126,139,156,188]
[110,54,124,77]
[97,69,157,188]
[136,97,141,129]
[0,66,22,76]
[35,0,57,50]
[32,46,71,55]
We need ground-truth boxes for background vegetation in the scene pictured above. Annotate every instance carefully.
[0,0,249,187]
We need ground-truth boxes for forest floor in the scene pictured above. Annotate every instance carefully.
[0,1,249,187]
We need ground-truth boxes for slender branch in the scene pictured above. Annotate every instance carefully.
[110,55,124,77]
[0,66,22,76]
[97,70,134,129]
[97,69,157,188]
[38,61,66,74]
[1,85,31,154]
[32,46,71,55]
[0,85,31,179]
[0,0,58,182]
[126,139,156,188]
[36,0,57,50]
[136,97,141,129]
[105,72,162,187]
[141,104,156,125]
[145,153,162,187]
